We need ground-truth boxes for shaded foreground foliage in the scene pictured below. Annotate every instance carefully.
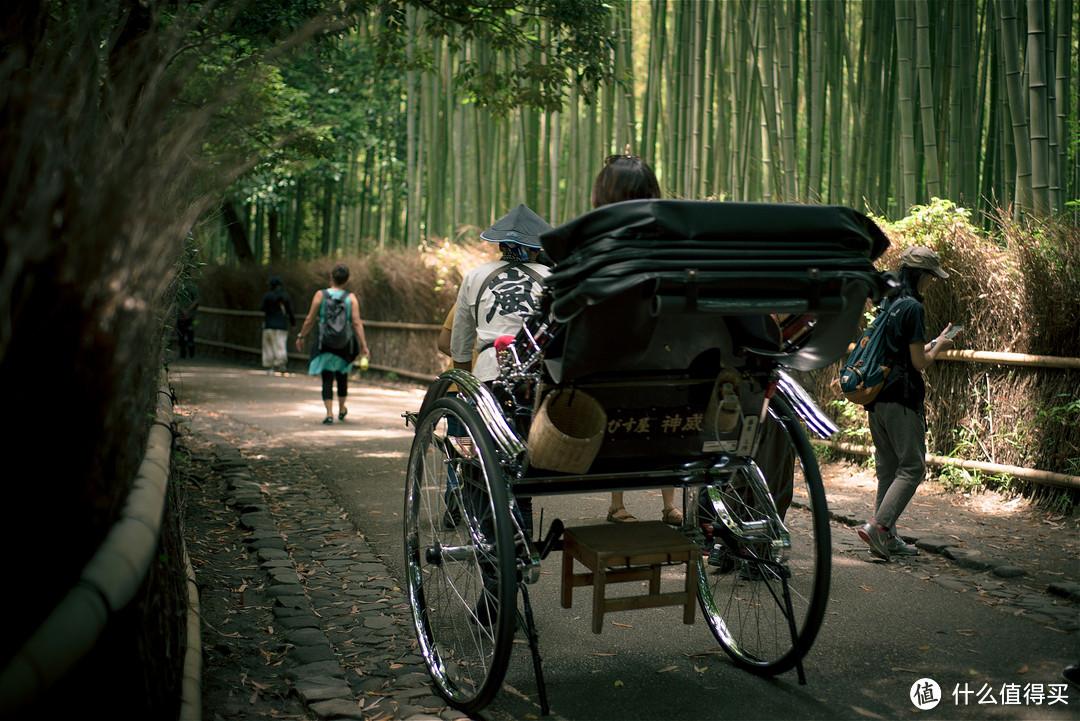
[0,3,205,715]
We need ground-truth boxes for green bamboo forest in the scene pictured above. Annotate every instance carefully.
[206,0,1078,261]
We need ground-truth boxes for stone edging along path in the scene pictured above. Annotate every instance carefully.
[193,432,465,721]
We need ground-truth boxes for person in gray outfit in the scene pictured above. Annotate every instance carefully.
[858,246,959,560]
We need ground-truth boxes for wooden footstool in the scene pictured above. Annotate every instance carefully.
[560,521,698,634]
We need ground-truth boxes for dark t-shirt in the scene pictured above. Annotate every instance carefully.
[260,290,296,330]
[868,296,926,412]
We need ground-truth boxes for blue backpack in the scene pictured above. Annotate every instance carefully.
[839,297,915,405]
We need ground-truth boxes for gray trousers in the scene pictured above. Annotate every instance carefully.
[867,402,926,530]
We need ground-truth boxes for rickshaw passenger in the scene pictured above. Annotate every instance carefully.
[589,154,683,526]
[588,157,795,528]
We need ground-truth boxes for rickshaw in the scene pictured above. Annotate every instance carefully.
[403,200,891,714]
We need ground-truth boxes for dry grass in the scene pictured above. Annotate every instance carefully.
[198,236,499,376]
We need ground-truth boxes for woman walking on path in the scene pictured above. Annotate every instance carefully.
[296,263,370,424]
[260,275,296,375]
[858,246,959,560]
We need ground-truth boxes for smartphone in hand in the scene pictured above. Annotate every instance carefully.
[945,325,964,339]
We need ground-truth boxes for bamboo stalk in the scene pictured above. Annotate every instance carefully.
[938,349,1080,369]
[817,439,1080,490]
[833,339,1080,370]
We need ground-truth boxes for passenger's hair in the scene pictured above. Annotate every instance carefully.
[889,266,928,302]
[331,263,350,285]
[591,155,662,208]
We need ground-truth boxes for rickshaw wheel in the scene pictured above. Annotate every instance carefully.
[694,394,831,675]
[404,396,516,712]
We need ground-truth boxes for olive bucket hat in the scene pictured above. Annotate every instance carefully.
[899,246,949,278]
[480,204,553,250]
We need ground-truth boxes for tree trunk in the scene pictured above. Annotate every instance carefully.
[915,0,942,198]
[405,4,421,247]
[268,206,281,262]
[997,0,1033,216]
[320,177,334,255]
[1025,0,1051,215]
[1053,0,1074,220]
[895,0,919,211]
[221,200,255,264]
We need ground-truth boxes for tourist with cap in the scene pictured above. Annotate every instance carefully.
[450,204,553,383]
[858,246,959,560]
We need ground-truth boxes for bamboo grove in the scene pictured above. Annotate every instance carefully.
[215,0,1078,261]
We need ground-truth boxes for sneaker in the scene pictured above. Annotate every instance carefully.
[887,531,918,556]
[858,522,891,560]
[707,543,737,572]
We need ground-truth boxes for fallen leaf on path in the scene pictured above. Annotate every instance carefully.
[657,666,678,674]
[1018,666,1029,674]
[858,585,874,592]
[612,622,634,628]
[614,680,624,687]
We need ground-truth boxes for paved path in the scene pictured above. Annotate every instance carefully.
[173,358,1079,720]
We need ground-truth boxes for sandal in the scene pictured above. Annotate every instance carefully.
[662,506,684,526]
[606,506,637,523]
[338,407,348,420]
[322,416,334,424]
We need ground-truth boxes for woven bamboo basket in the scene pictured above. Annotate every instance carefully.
[527,389,607,474]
